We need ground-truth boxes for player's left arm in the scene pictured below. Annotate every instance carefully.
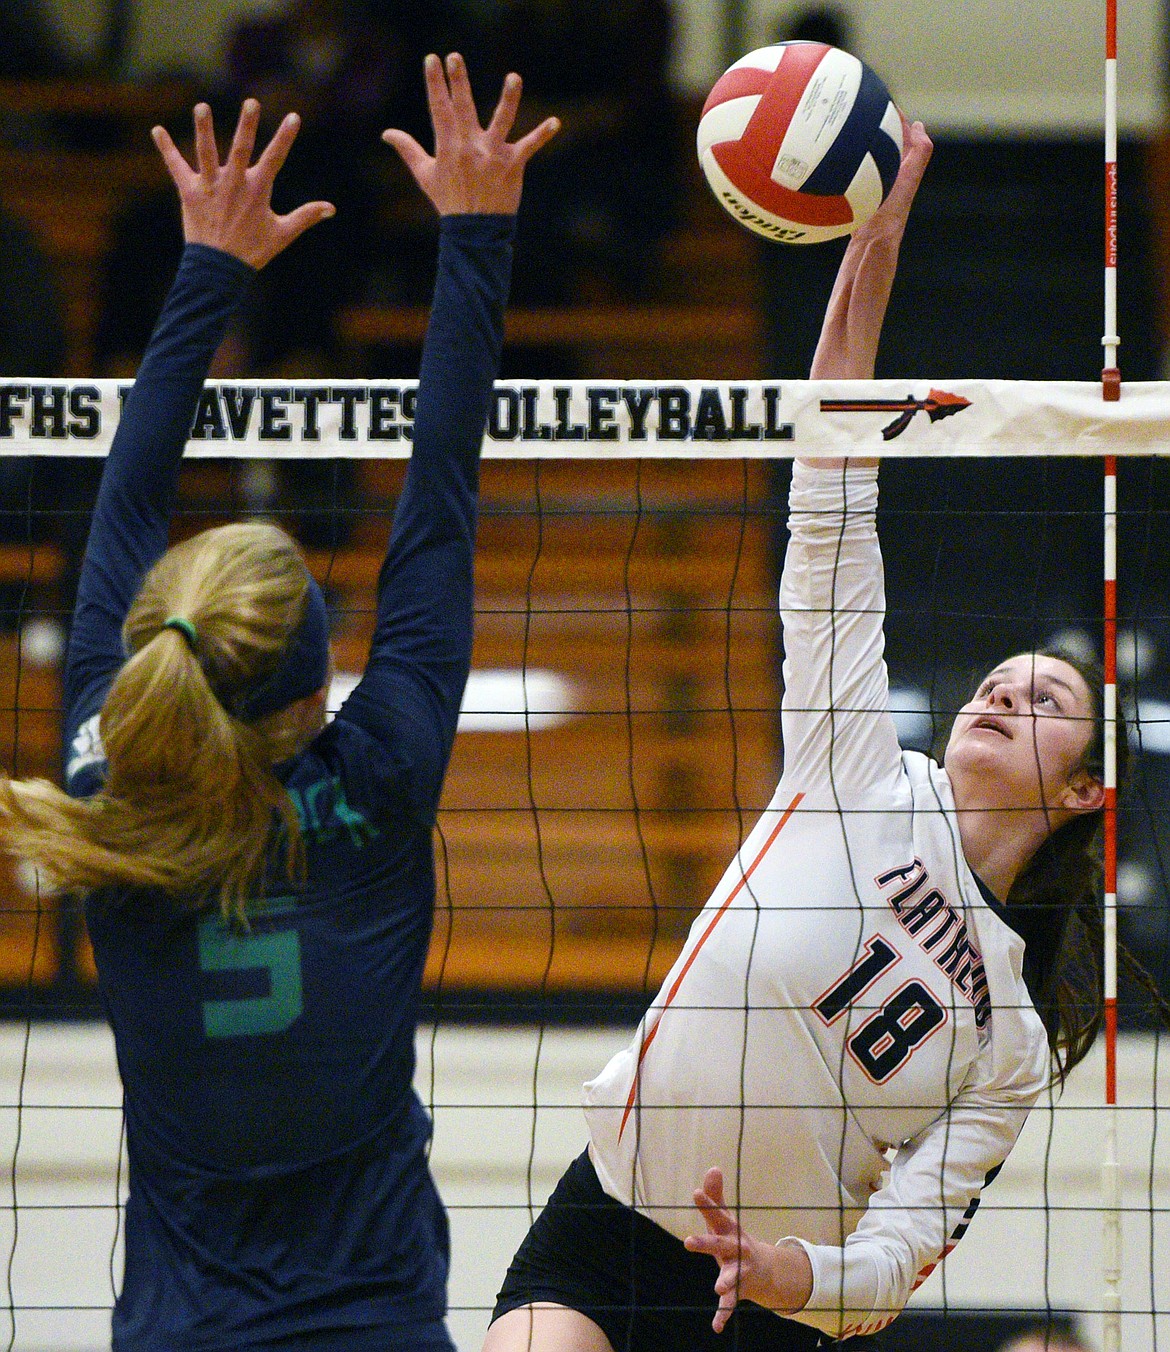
[776,121,933,795]
[334,55,558,820]
[778,461,904,797]
[785,1063,1047,1339]
[64,101,332,777]
[686,1045,1046,1339]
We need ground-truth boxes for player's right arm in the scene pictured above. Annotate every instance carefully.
[686,1028,1049,1340]
[807,120,932,388]
[778,121,932,794]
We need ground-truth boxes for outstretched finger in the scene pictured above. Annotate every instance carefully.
[889,121,931,198]
[512,114,560,165]
[684,1231,741,1263]
[714,1256,747,1297]
[422,53,454,143]
[276,199,337,248]
[693,1168,734,1234]
[255,111,302,185]
[712,1291,737,1335]
[854,117,928,245]
[226,98,262,174]
[444,53,479,130]
[192,103,219,181]
[485,70,522,142]
[151,124,194,192]
[692,1191,738,1239]
[911,123,933,169]
[903,121,932,170]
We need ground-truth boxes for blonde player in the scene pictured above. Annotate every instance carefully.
[0,57,557,1352]
[484,121,1133,1352]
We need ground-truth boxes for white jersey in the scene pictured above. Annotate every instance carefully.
[584,463,1051,1340]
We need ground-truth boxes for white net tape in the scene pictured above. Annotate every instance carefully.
[3,379,1170,458]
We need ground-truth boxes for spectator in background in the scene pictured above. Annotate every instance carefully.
[0,208,65,378]
[0,0,80,150]
[98,0,457,377]
[996,1327,1092,1352]
[0,4,94,644]
[0,0,70,78]
[483,0,681,306]
[218,0,409,374]
[97,0,455,546]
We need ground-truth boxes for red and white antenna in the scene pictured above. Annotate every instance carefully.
[1101,0,1121,1348]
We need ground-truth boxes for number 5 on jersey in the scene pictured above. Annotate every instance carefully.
[814,936,947,1083]
[198,911,304,1038]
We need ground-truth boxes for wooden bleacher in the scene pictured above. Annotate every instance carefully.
[63,462,782,1000]
[0,630,66,989]
[0,77,193,124]
[0,143,169,375]
[0,82,764,383]
[337,298,763,380]
[317,459,781,995]
[0,469,783,1001]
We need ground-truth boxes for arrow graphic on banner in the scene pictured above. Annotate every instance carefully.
[819,389,972,441]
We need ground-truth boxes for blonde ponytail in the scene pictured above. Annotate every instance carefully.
[0,523,320,927]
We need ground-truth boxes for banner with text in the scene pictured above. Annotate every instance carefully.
[2,379,1170,457]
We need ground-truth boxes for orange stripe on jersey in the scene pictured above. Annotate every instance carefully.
[618,791,805,1141]
[911,1241,956,1292]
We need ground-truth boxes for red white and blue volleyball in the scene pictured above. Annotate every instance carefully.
[697,42,904,244]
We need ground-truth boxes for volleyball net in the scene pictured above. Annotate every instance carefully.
[0,380,1166,1349]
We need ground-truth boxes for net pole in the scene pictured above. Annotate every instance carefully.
[1101,0,1122,1346]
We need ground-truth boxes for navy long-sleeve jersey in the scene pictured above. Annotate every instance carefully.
[62,216,514,1351]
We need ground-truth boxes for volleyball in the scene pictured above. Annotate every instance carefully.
[697,42,904,244]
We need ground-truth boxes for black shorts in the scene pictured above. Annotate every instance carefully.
[492,1150,876,1352]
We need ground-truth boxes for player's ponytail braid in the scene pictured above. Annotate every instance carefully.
[0,523,316,927]
[1008,805,1105,1082]
[1003,648,1170,1081]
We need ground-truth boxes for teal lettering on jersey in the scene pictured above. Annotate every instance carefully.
[198,901,303,1038]
[288,774,379,849]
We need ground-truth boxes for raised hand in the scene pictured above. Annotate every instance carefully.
[382,52,560,216]
[151,99,336,270]
[852,117,933,250]
[684,1166,813,1334]
[807,118,932,389]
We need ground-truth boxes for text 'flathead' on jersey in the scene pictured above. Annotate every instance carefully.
[877,859,991,1028]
